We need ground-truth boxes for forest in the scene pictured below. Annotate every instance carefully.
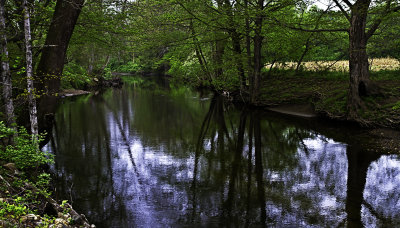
[1,0,400,227]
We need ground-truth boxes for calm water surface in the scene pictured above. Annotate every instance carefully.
[45,78,400,227]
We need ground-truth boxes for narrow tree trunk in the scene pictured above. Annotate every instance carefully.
[296,35,312,72]
[222,0,245,90]
[213,0,225,80]
[190,19,212,84]
[253,111,266,225]
[0,0,16,130]
[251,1,264,104]
[231,32,246,90]
[88,48,94,75]
[214,36,225,78]
[23,0,38,137]
[100,55,110,74]
[244,0,252,79]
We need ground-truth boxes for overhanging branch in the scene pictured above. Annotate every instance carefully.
[274,18,348,33]
[332,0,351,22]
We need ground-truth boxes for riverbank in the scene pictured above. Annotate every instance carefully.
[0,121,94,227]
[0,163,93,227]
[245,70,400,128]
[244,70,400,153]
[0,162,94,227]
[59,76,124,98]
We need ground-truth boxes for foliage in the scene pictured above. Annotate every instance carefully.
[0,198,30,219]
[368,12,400,60]
[0,197,56,227]
[62,61,92,89]
[121,76,145,84]
[0,121,59,227]
[0,122,53,170]
[392,101,400,110]
[109,61,140,73]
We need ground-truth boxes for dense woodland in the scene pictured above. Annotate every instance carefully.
[0,0,400,226]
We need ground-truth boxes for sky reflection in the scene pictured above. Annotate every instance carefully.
[45,81,400,227]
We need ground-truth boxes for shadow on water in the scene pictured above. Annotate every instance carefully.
[45,81,400,227]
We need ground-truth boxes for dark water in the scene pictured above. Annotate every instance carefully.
[45,78,400,227]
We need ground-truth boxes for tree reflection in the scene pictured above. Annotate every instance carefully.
[46,83,400,227]
[254,111,267,226]
[346,145,380,227]
[190,94,400,227]
[190,95,300,226]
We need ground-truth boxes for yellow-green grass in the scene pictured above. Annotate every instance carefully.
[268,58,400,72]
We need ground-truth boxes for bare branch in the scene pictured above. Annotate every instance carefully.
[341,0,353,8]
[332,0,351,22]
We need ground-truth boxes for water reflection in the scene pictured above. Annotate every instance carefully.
[45,81,400,227]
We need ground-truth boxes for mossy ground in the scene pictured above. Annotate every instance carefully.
[257,69,400,128]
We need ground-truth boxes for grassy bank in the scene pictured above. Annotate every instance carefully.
[257,69,400,128]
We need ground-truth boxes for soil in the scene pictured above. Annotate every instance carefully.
[364,128,400,154]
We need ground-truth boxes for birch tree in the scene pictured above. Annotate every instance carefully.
[23,0,38,137]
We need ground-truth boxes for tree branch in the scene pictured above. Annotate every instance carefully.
[341,0,353,8]
[366,3,400,40]
[273,18,348,33]
[332,0,351,22]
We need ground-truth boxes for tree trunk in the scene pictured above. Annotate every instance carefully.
[0,0,16,130]
[222,0,245,90]
[231,32,246,90]
[244,0,252,79]
[213,0,225,79]
[35,0,84,134]
[251,0,264,104]
[296,35,312,72]
[36,0,84,95]
[347,0,376,117]
[189,19,212,84]
[214,35,225,79]
[23,0,38,137]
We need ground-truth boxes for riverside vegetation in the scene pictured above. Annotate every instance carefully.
[1,0,400,226]
[0,122,94,227]
[257,60,400,128]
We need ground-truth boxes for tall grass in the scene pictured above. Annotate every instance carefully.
[268,58,400,72]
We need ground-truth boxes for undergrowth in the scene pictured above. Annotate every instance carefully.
[0,122,56,227]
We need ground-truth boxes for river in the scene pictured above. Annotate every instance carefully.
[44,76,400,227]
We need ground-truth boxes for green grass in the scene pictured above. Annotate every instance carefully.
[370,70,400,81]
[258,69,400,127]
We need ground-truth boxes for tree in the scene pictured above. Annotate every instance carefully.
[34,0,84,132]
[331,0,400,117]
[0,0,16,130]
[36,0,85,95]
[23,0,38,137]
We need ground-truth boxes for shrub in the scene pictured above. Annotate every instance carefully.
[0,122,53,170]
